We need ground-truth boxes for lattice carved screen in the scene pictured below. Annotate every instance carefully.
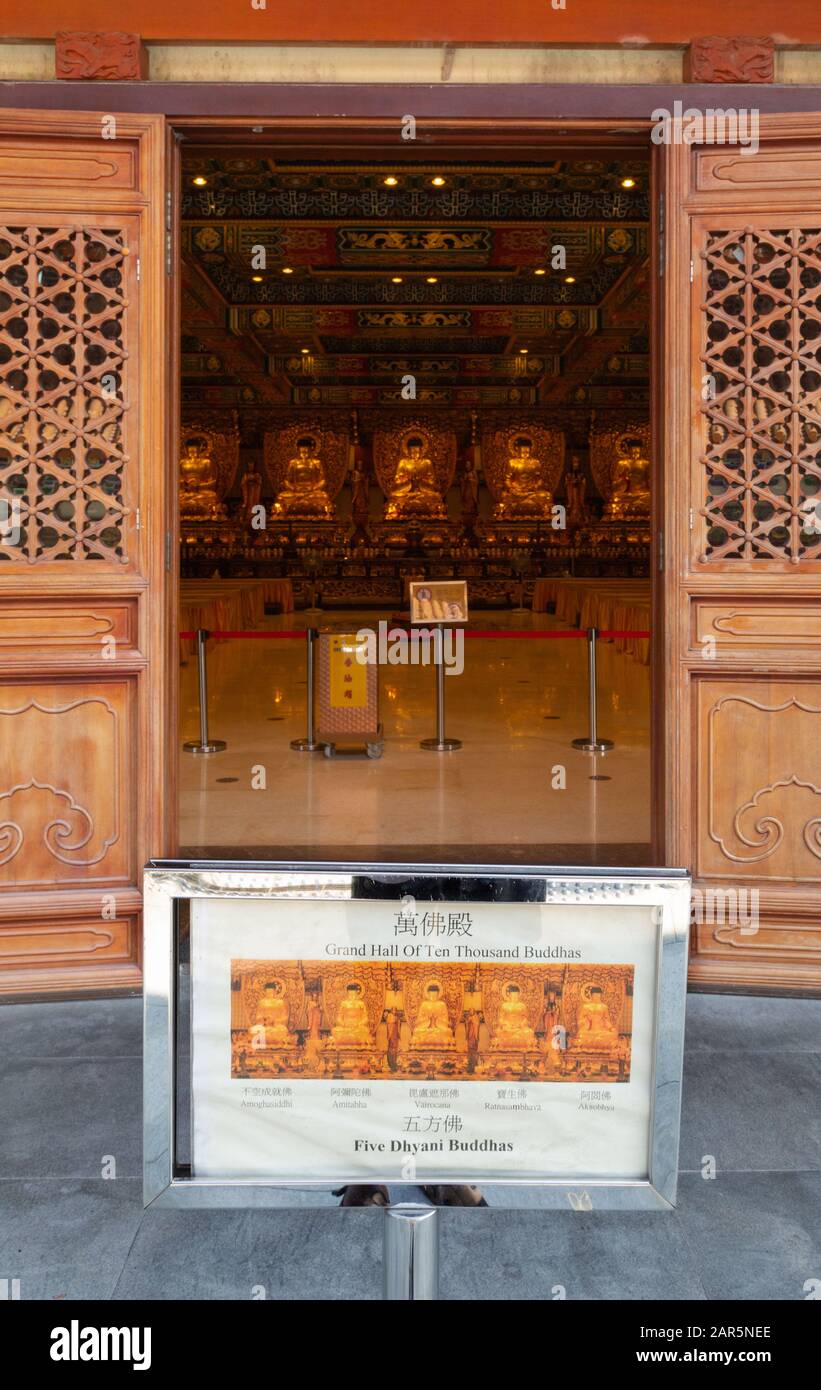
[700,228,821,564]
[0,225,132,564]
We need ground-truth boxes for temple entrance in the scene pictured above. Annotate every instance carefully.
[176,143,653,862]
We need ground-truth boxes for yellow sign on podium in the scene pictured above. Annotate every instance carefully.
[328,632,368,709]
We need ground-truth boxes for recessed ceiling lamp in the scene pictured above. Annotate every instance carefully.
[282,266,294,274]
[301,347,310,354]
[251,275,263,283]
[384,175,399,186]
[534,268,546,276]
[391,276,403,283]
[621,177,636,189]
[519,347,529,354]
[431,176,446,187]
[192,176,208,187]
[426,276,438,284]
[565,275,576,284]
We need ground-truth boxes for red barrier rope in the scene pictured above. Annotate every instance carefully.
[179,629,307,640]
[179,626,650,641]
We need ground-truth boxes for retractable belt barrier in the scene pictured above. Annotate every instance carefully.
[180,624,650,756]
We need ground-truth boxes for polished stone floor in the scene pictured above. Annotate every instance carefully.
[179,608,651,857]
[2,991,818,1301]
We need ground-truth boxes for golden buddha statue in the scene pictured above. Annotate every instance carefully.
[492,436,553,520]
[605,436,651,521]
[411,983,455,1048]
[571,985,619,1051]
[491,983,537,1050]
[384,435,446,520]
[179,436,227,520]
[273,435,335,520]
[250,980,294,1049]
[330,983,372,1047]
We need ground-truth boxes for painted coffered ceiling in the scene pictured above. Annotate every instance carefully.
[180,154,650,412]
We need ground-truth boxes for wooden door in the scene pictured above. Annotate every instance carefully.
[0,110,172,996]
[663,114,821,991]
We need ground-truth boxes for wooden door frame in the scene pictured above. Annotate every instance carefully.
[167,113,662,864]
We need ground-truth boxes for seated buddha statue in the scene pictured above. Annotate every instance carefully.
[571,986,619,1051]
[250,981,294,1049]
[605,438,651,521]
[492,436,553,520]
[179,437,227,520]
[384,437,446,520]
[272,436,335,520]
[330,983,372,1047]
[411,983,455,1048]
[491,983,537,1050]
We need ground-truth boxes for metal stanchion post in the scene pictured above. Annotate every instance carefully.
[183,629,227,754]
[420,631,461,751]
[291,627,319,752]
[572,626,614,753]
[383,1204,439,1301]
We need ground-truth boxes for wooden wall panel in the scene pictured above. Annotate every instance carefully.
[0,110,170,998]
[664,114,821,992]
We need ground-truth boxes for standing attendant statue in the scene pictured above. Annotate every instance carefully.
[563,454,588,529]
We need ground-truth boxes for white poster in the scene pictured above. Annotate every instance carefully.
[190,895,658,1183]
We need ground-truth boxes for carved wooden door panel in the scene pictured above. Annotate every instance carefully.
[0,111,171,995]
[663,116,821,990]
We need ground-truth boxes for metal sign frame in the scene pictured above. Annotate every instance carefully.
[143,860,690,1211]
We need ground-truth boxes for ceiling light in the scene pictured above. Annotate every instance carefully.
[391,276,403,284]
[384,175,399,187]
[192,176,208,187]
[565,275,576,284]
[282,266,294,274]
[426,276,438,284]
[431,176,446,187]
[301,347,310,354]
[519,347,528,354]
[534,268,546,276]
[251,275,263,283]
[621,177,636,189]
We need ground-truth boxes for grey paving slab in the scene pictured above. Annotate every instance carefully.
[246,1209,382,1300]
[675,1171,821,1302]
[679,1051,821,1173]
[0,1178,143,1298]
[685,994,821,1054]
[0,1057,142,1177]
[113,1209,251,1300]
[437,1208,707,1301]
[1,997,142,1059]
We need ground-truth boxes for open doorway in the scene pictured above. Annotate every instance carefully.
[175,137,653,864]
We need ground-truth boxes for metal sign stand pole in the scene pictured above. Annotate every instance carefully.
[291,627,319,752]
[572,626,614,753]
[420,631,461,751]
[183,629,227,754]
[383,1204,439,1300]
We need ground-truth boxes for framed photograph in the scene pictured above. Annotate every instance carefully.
[409,580,468,624]
[143,862,689,1209]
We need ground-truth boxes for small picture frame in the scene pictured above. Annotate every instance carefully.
[409,580,468,624]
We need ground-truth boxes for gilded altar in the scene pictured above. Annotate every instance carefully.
[230,959,634,1083]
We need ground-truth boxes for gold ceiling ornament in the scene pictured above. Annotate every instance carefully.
[372,417,457,499]
[180,410,240,501]
[588,417,650,502]
[481,420,565,501]
[262,419,350,498]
